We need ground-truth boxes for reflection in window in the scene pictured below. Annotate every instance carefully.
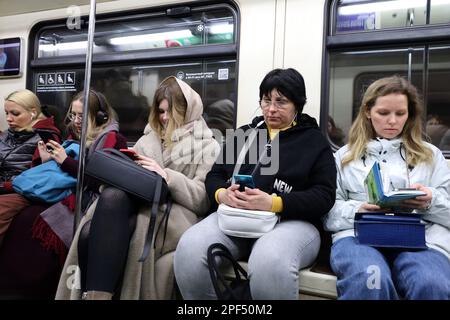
[426,46,450,151]
[34,62,237,143]
[336,0,427,33]
[38,8,235,58]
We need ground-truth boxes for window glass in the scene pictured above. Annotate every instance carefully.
[328,48,424,147]
[426,45,450,151]
[33,60,236,143]
[335,0,427,34]
[430,0,450,24]
[38,8,235,58]
[31,3,237,144]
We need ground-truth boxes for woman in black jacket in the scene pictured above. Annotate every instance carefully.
[174,68,336,299]
[0,89,60,240]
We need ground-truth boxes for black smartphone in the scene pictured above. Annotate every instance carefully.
[233,174,255,192]
[36,130,55,152]
[37,130,55,144]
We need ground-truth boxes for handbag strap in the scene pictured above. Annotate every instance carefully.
[154,193,173,254]
[138,175,163,262]
[207,243,248,300]
[231,120,264,183]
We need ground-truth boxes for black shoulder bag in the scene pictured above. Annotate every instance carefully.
[85,148,172,262]
[207,243,252,300]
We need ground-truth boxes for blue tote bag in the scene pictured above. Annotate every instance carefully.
[13,140,80,203]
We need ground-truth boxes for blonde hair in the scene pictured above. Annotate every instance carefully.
[5,89,44,131]
[65,90,117,146]
[342,76,433,167]
[149,77,187,148]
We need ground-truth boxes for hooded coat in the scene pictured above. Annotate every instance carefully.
[56,77,220,299]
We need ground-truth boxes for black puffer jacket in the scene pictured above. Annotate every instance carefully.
[205,114,337,225]
[0,129,40,183]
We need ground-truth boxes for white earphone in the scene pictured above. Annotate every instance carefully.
[31,112,36,120]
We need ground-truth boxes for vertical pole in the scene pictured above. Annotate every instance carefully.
[73,0,97,235]
[407,48,412,82]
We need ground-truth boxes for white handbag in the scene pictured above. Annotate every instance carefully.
[217,204,279,238]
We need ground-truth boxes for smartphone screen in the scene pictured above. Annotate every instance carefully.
[233,174,255,192]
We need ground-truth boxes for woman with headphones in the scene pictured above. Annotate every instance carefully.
[0,89,61,242]
[0,89,126,299]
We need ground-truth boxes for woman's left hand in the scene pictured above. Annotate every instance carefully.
[401,183,433,210]
[136,154,168,180]
[232,187,273,211]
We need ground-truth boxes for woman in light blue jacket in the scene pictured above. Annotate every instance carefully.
[324,76,450,299]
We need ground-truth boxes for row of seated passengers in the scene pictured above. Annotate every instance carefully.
[0,69,449,300]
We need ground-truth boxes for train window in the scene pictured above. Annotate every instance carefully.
[430,0,450,24]
[328,48,424,147]
[37,8,235,58]
[426,46,450,150]
[335,0,427,34]
[325,0,450,156]
[28,3,238,144]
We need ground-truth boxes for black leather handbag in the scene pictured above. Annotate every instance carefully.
[207,243,252,300]
[86,148,169,202]
[85,148,171,261]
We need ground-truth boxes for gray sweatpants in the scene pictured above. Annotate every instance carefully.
[174,212,320,300]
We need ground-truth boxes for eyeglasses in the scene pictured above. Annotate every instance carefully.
[259,98,291,110]
[68,113,83,121]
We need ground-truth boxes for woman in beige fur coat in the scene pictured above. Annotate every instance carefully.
[56,76,220,300]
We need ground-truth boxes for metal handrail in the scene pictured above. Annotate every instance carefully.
[73,0,97,235]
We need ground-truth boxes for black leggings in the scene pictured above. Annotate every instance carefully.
[85,187,138,293]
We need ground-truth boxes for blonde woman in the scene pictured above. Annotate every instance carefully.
[0,89,60,239]
[0,89,125,299]
[56,76,219,300]
[324,76,450,299]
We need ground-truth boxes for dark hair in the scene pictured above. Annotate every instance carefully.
[259,68,307,113]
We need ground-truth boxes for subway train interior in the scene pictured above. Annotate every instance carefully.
[1,0,450,300]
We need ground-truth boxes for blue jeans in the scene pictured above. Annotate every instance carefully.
[174,212,320,300]
[330,237,450,300]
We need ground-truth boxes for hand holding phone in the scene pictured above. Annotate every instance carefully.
[233,174,255,192]
[120,148,139,160]
[37,130,55,144]
[36,130,56,152]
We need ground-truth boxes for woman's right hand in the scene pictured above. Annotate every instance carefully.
[46,140,68,165]
[358,202,381,212]
[37,141,52,163]
[217,184,241,207]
